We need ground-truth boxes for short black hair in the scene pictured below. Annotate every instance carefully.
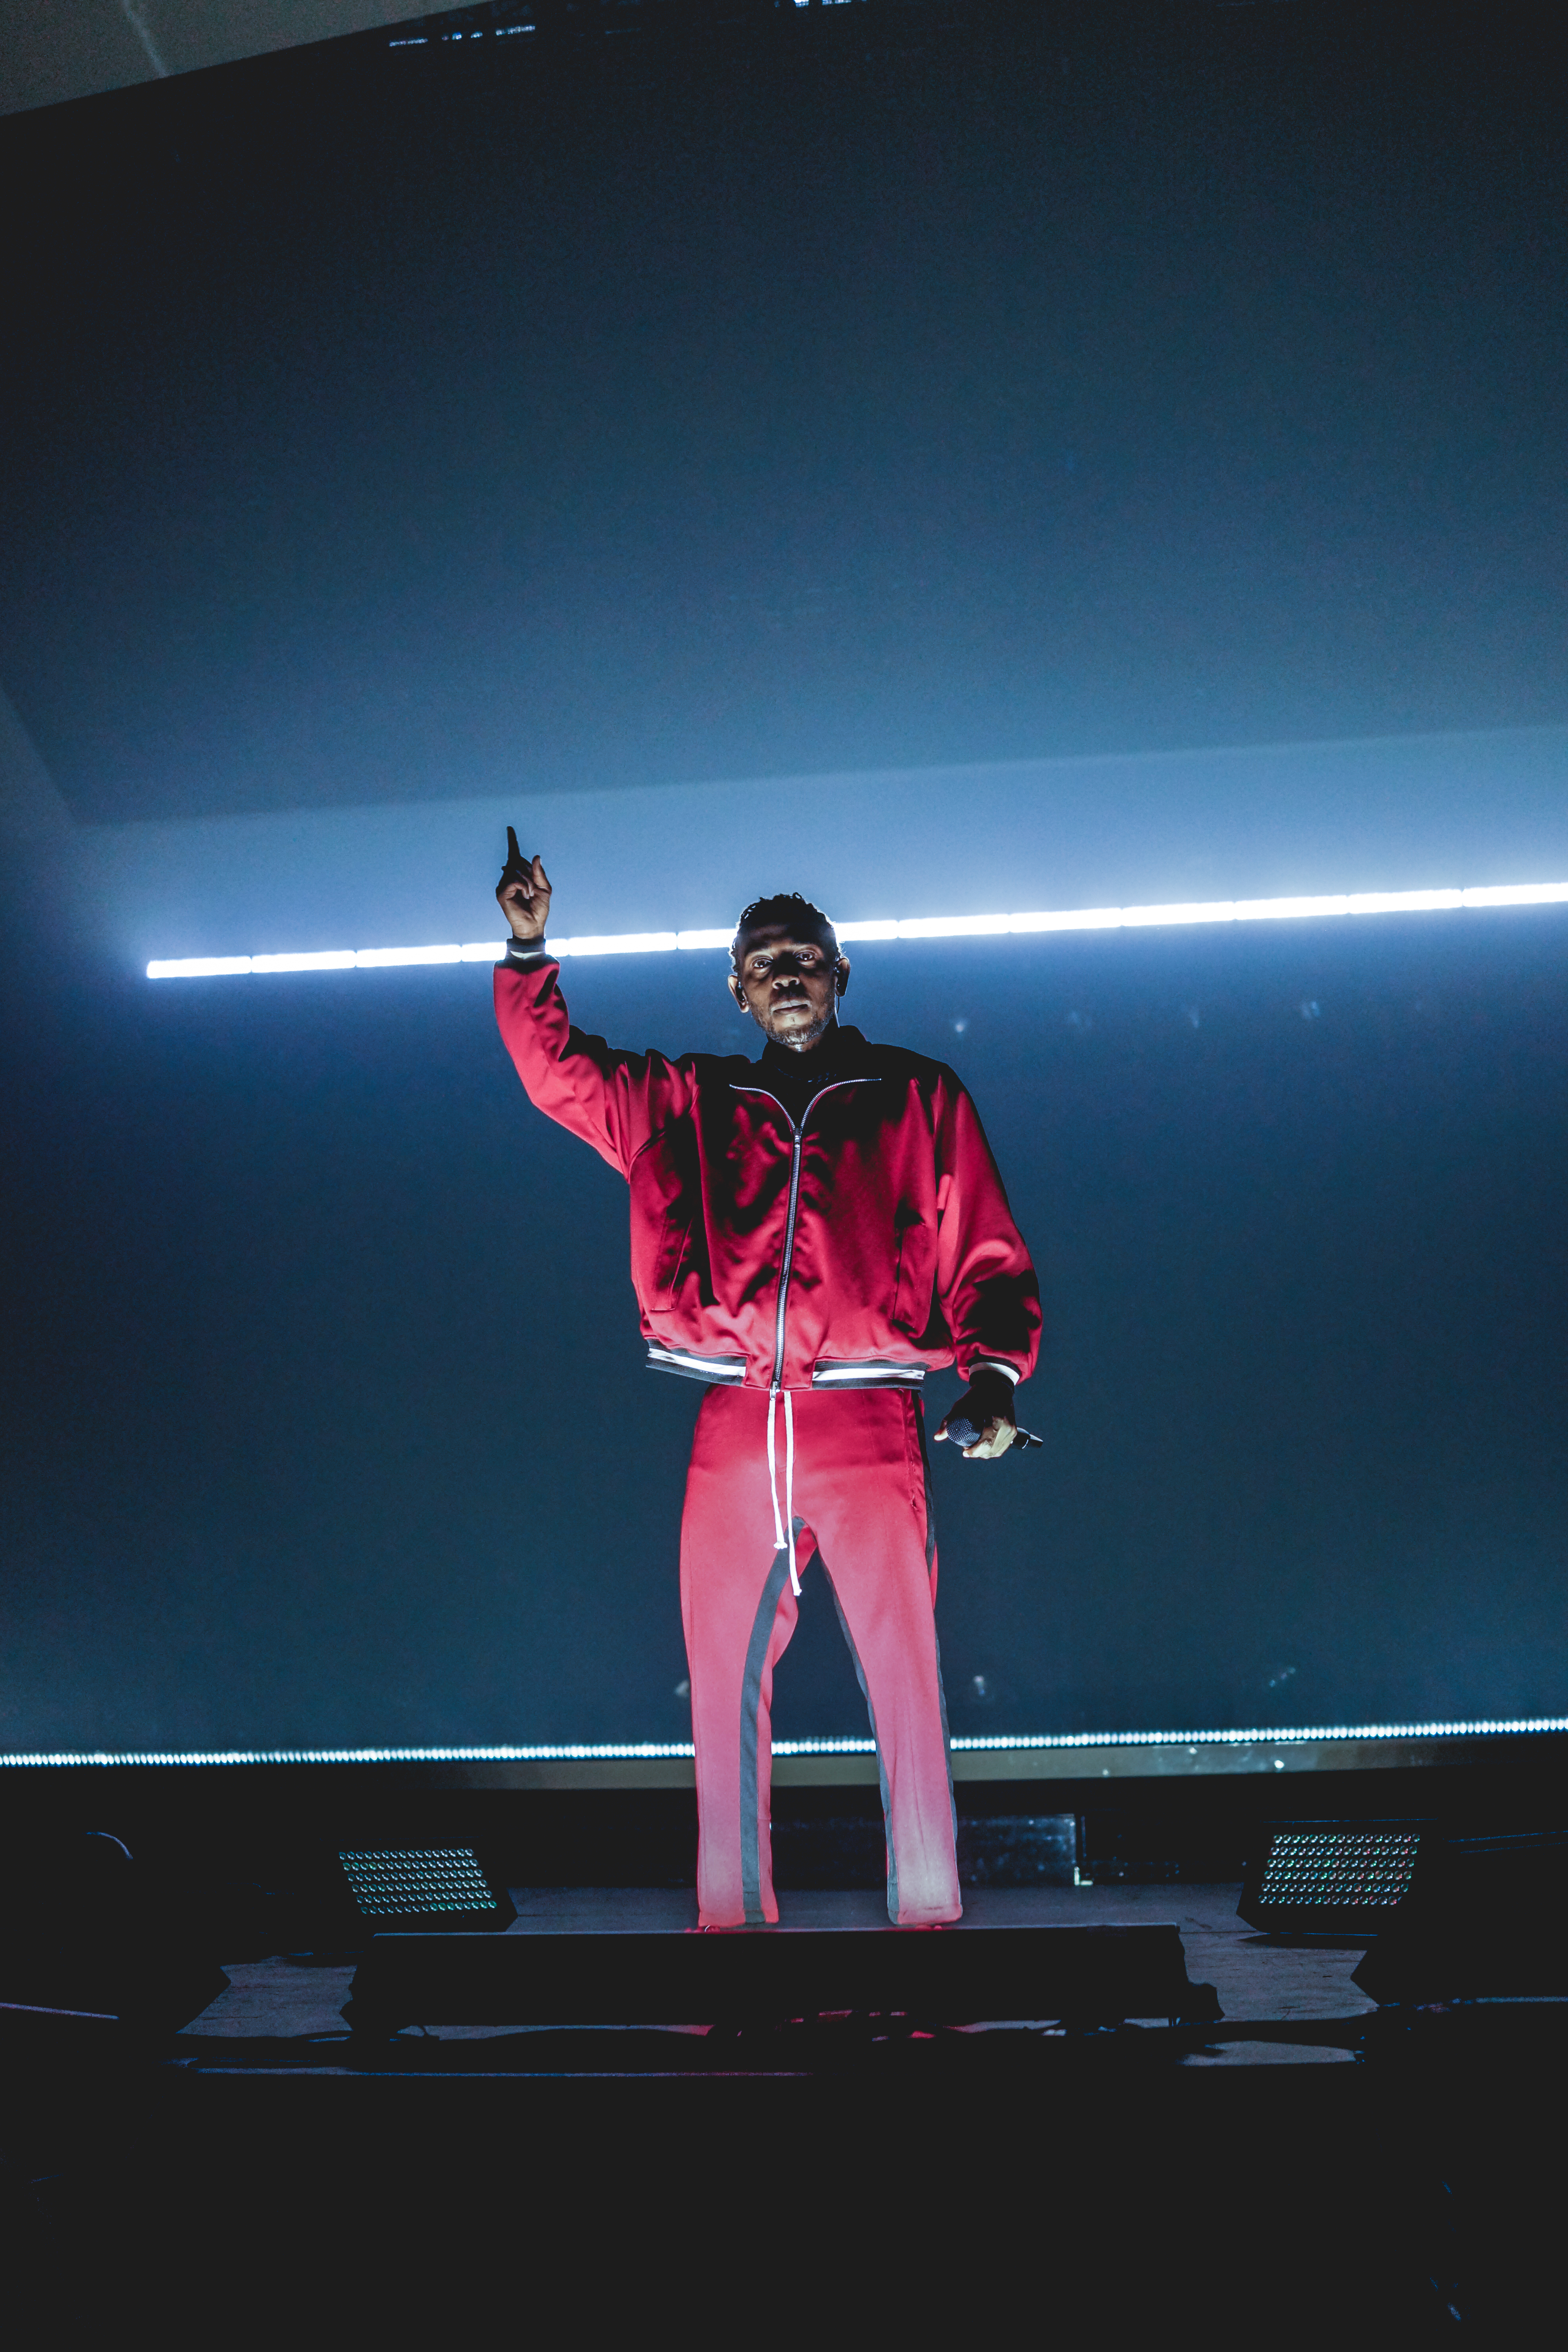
[730,892,840,971]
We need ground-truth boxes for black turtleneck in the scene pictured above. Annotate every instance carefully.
[755,1020,867,1127]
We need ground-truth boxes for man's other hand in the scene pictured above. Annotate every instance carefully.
[497,828,552,940]
[935,1374,1018,1461]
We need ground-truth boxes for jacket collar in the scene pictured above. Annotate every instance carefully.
[757,1021,868,1082]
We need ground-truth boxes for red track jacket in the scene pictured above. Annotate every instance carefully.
[495,952,1041,1396]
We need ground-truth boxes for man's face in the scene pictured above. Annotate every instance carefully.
[730,924,848,1051]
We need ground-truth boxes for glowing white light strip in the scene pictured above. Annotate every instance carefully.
[3,1716,1564,1767]
[147,943,507,979]
[145,881,1568,978]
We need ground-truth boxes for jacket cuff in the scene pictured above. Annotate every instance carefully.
[961,1359,1021,1388]
[503,937,555,968]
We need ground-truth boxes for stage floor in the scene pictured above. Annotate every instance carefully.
[177,1882,1375,2066]
[17,1883,1561,2336]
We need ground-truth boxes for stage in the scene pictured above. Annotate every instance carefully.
[5,1764,1566,2335]
[9,1886,1564,2339]
[174,1884,1369,2070]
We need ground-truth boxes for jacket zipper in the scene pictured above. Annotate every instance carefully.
[773,1123,806,1390]
[732,1079,871,1391]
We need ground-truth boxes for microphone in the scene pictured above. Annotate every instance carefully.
[940,1411,1042,1453]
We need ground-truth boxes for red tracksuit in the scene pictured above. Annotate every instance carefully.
[495,947,1040,1925]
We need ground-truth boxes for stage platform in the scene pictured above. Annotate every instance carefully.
[174,1884,1373,2069]
[9,1882,1565,2334]
[6,1771,1564,2337]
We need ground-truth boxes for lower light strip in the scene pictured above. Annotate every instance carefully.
[3,1716,1564,1766]
[145,880,1568,977]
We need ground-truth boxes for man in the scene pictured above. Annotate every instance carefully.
[495,832,1040,1927]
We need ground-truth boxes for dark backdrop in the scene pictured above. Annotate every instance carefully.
[2,0,1564,821]
[2,0,1566,1751]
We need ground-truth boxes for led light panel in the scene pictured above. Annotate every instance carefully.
[336,1844,516,1933]
[1258,1829,1423,1909]
[1239,1822,1437,1932]
[340,1845,494,1917]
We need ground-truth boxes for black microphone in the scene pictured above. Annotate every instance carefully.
[940,1412,1042,1453]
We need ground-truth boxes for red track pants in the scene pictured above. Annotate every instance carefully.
[680,1385,961,1928]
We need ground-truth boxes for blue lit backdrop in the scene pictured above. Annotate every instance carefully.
[1,0,1565,1753]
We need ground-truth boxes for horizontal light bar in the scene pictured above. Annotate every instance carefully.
[250,950,357,974]
[4,1717,1565,1767]
[147,943,504,979]
[145,880,1568,978]
[558,931,681,957]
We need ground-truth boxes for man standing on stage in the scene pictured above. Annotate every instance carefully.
[495,834,1040,1927]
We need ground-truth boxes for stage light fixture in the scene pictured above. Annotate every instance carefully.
[2,1829,231,2030]
[145,877,1568,978]
[1238,1821,1435,1933]
[1352,1829,1568,2003]
[336,1847,516,1934]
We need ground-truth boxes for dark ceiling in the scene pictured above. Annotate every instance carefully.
[2,0,1564,824]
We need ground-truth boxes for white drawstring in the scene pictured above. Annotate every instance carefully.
[766,1384,800,1596]
[784,1389,797,1595]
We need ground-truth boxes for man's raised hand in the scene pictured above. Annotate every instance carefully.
[497,828,552,941]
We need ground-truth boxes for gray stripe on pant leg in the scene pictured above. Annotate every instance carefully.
[822,1560,898,1925]
[914,1393,938,1577]
[739,1546,794,1927]
[914,1396,958,1841]
[932,1624,958,1845]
